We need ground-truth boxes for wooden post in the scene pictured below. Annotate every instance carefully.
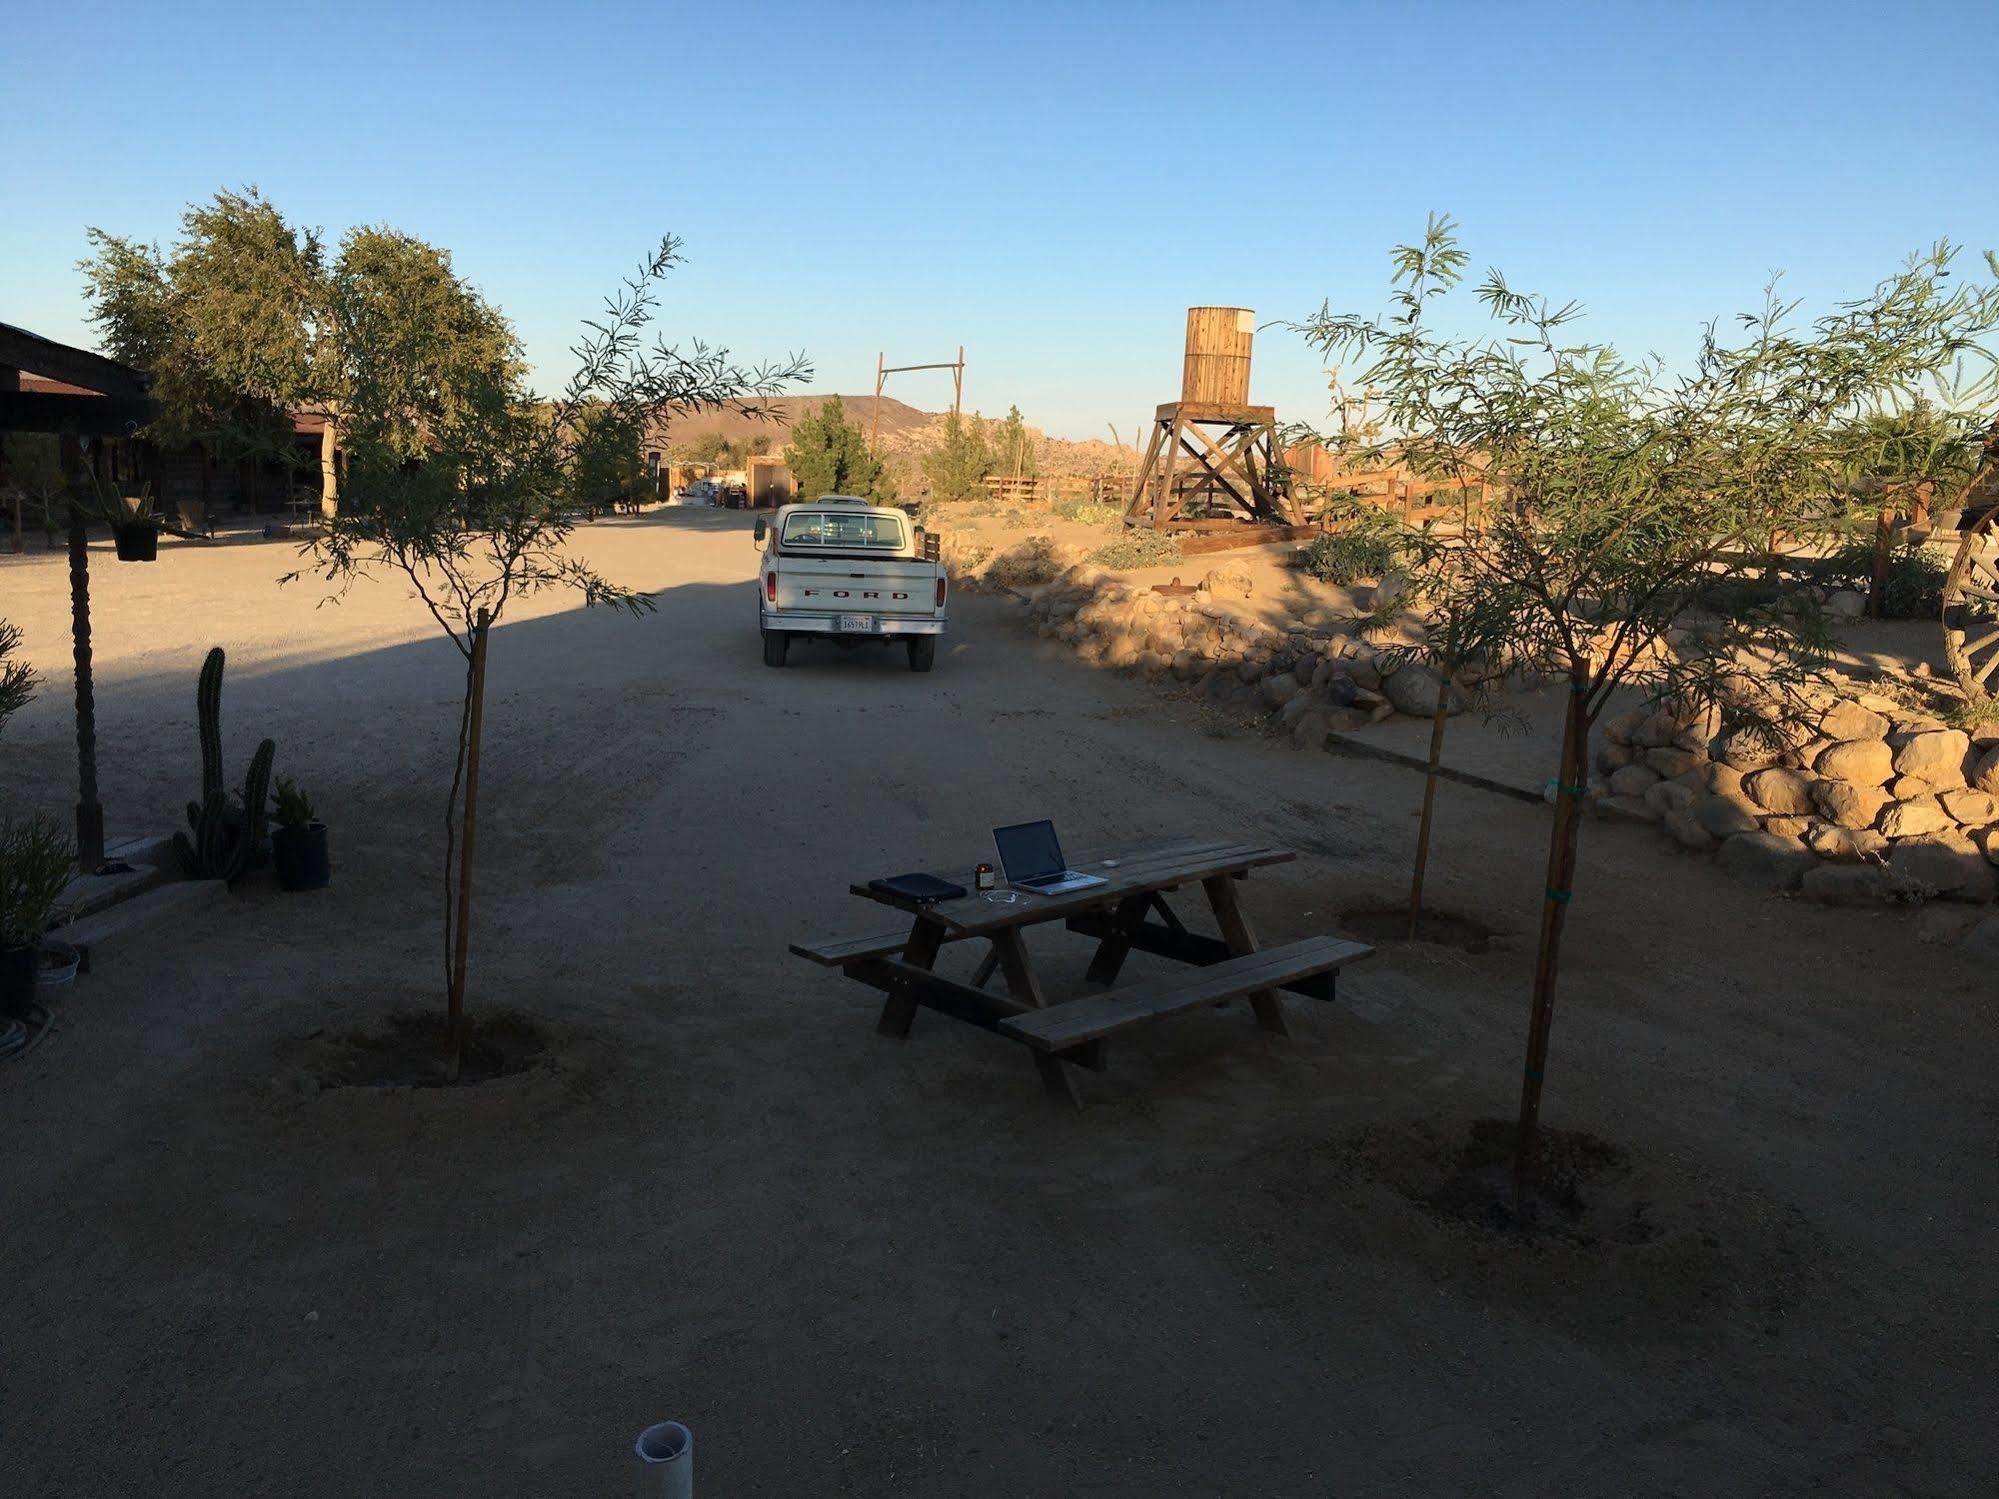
[1407,683,1451,939]
[447,609,492,1063]
[1513,657,1591,1212]
[64,459,106,874]
[1867,504,1894,619]
[952,345,964,416]
[1153,416,1181,531]
[868,353,885,458]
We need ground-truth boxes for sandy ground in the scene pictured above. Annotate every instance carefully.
[0,510,1994,1496]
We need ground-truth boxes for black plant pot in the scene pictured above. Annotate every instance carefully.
[273,822,331,891]
[0,944,35,1021]
[112,522,159,562]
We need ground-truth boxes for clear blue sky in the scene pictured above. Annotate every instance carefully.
[5,0,1994,440]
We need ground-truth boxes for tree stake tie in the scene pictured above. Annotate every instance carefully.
[1544,885,1572,904]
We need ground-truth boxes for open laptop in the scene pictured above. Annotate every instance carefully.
[993,820,1108,895]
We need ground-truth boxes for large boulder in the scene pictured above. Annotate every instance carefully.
[1893,729,1971,789]
[1819,700,1891,741]
[1744,767,1814,815]
[1646,746,1706,779]
[1693,794,1761,839]
[1763,815,1814,840]
[1800,864,1900,907]
[1879,797,1953,840]
[1645,780,1697,817]
[1712,729,1782,773]
[1259,672,1302,709]
[1380,664,1464,717]
[1715,831,1818,892]
[1200,563,1255,599]
[1609,764,1662,798]
[1817,739,1895,785]
[1889,834,1997,902]
[1664,808,1719,851]
[1805,822,1889,862]
[1939,788,1999,827]
[1970,744,1999,795]
[1598,794,1661,824]
[1811,778,1890,830]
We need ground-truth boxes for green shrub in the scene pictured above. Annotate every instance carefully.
[1086,530,1183,570]
[1300,526,1400,585]
[1818,538,1950,620]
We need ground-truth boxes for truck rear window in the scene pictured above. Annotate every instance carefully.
[781,511,906,549]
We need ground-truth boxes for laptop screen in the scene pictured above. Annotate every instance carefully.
[993,820,1064,882]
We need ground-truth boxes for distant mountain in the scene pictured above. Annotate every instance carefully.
[656,393,1135,478]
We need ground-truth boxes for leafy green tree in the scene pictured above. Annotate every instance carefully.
[292,237,808,1068]
[921,408,993,502]
[991,404,1038,481]
[83,190,521,513]
[783,393,884,500]
[1297,217,1999,1208]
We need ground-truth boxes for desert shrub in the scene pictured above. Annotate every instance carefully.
[1087,530,1183,570]
[1300,515,1407,585]
[985,535,1071,587]
[1050,498,1123,529]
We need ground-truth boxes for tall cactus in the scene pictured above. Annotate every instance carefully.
[172,647,277,883]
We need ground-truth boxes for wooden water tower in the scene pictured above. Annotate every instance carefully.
[1122,307,1302,538]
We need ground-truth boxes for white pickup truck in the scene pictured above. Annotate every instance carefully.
[753,497,948,671]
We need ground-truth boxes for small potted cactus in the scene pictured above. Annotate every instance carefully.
[271,777,330,892]
[92,475,162,562]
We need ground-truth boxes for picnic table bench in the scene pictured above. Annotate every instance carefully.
[791,836,1373,1106]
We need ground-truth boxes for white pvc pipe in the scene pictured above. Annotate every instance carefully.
[634,1421,692,1499]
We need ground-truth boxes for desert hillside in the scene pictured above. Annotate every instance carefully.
[660,393,1133,477]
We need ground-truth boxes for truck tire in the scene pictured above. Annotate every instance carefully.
[762,630,789,668]
[906,636,936,673]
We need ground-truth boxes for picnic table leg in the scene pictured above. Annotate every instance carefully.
[991,927,1086,1109]
[1083,893,1150,985]
[970,947,1000,990]
[1202,874,1289,1038]
[876,916,946,1038]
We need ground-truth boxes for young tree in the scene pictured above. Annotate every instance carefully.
[1298,217,1999,1206]
[992,404,1038,482]
[922,408,994,502]
[292,237,807,1069]
[782,393,884,500]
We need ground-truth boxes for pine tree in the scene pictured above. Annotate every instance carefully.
[922,409,994,502]
[781,394,884,500]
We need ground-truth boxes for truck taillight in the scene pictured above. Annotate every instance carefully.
[765,572,777,603]
[934,576,947,608]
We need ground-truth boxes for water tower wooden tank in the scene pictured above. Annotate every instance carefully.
[1181,306,1256,406]
[1123,307,1304,541]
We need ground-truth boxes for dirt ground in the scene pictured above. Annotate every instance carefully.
[0,510,1993,1496]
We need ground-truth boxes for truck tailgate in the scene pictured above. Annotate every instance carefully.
[775,556,938,615]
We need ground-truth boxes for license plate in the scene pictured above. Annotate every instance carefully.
[837,613,878,634]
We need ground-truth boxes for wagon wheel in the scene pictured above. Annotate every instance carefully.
[1942,502,1999,701]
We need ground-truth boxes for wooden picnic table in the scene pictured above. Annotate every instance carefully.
[792,835,1372,1106]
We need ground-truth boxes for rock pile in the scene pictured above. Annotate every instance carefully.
[1591,692,1999,905]
[1019,560,1454,750]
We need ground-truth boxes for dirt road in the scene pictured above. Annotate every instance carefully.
[0,510,1991,1495]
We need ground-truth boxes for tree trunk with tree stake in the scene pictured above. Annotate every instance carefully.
[445,609,491,1074]
[1406,683,1451,939]
[1513,659,1589,1214]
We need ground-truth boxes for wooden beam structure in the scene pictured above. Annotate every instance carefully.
[1122,401,1302,532]
[0,322,151,400]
